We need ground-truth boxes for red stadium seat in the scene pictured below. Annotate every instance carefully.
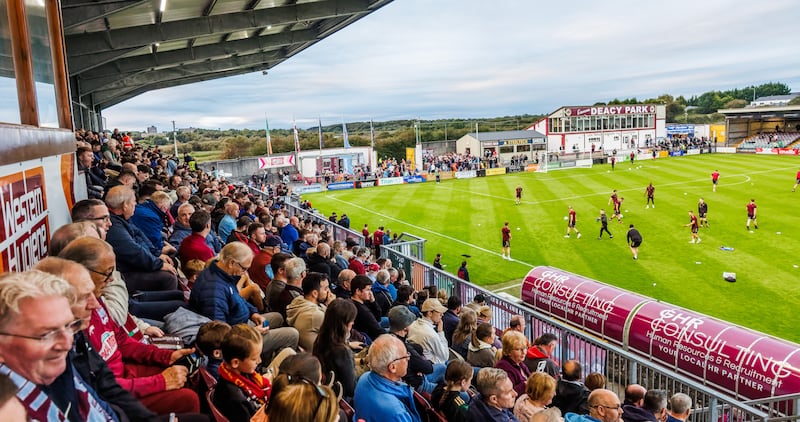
[206,388,229,422]
[339,398,355,419]
[413,390,448,422]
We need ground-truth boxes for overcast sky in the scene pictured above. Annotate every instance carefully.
[103,0,800,131]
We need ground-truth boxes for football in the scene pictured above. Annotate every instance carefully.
[618,214,623,219]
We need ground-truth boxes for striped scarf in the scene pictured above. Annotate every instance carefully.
[219,362,271,405]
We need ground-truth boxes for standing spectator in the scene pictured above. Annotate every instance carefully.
[373,226,385,257]
[524,333,560,378]
[458,261,470,281]
[353,335,422,422]
[361,223,372,248]
[551,360,590,415]
[337,213,350,228]
[514,372,557,422]
[433,253,443,270]
[465,368,519,422]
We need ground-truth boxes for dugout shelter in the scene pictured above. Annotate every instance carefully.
[717,105,800,147]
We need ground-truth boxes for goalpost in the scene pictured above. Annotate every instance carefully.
[535,144,593,173]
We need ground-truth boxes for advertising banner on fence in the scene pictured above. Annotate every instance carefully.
[378,177,404,186]
[455,170,477,179]
[521,266,800,400]
[486,167,507,176]
[0,167,50,272]
[326,181,354,191]
[438,171,454,180]
[356,180,377,188]
[403,175,426,184]
[294,184,323,194]
[669,151,685,157]
[526,164,539,172]
[258,155,295,169]
[755,148,799,155]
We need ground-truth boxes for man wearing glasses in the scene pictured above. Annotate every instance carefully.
[353,334,421,422]
[564,389,625,422]
[0,270,119,421]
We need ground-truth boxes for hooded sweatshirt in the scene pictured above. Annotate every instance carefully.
[524,345,559,378]
[353,371,421,422]
[467,339,497,368]
[285,295,325,351]
[465,394,519,422]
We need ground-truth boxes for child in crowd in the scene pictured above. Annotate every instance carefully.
[431,360,474,422]
[213,324,271,421]
[195,320,231,379]
[182,258,206,290]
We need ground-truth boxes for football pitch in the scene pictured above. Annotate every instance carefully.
[304,154,800,343]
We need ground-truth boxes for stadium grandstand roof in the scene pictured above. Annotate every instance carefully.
[718,105,800,118]
[65,0,393,110]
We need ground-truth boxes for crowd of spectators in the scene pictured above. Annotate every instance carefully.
[0,131,700,421]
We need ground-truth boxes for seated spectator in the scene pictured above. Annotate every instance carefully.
[495,331,532,396]
[332,268,356,299]
[189,242,298,361]
[407,298,450,364]
[169,185,191,218]
[443,295,462,345]
[169,203,223,254]
[350,274,385,341]
[502,315,530,349]
[244,222,267,255]
[387,305,443,394]
[622,389,667,422]
[392,284,422,317]
[264,252,292,312]
[131,190,173,252]
[292,229,314,258]
[465,367,519,422]
[563,389,623,422]
[667,393,692,422]
[348,246,369,275]
[464,293,486,313]
[0,270,124,420]
[372,269,394,316]
[217,201,239,241]
[269,257,306,319]
[552,360,590,415]
[313,299,358,400]
[525,333,560,378]
[333,240,350,270]
[249,236,283,291]
[623,383,646,407]
[77,146,106,199]
[287,272,332,351]
[265,372,339,422]
[0,373,25,421]
[213,324,271,421]
[105,186,178,293]
[178,209,216,268]
[277,351,323,383]
[306,242,339,281]
[226,215,253,244]
[584,372,606,391]
[452,308,478,359]
[278,215,300,248]
[71,198,113,238]
[468,323,498,368]
[431,360,474,422]
[514,372,557,422]
[195,321,232,379]
[353,335,422,422]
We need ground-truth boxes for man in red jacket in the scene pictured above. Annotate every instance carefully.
[524,332,560,378]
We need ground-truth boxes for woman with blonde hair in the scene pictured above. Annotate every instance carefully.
[451,308,477,359]
[513,372,557,422]
[494,330,531,396]
[263,373,340,422]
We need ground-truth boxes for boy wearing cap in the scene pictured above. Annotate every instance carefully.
[407,298,450,364]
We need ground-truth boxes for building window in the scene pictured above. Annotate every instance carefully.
[0,0,20,124]
[25,0,58,127]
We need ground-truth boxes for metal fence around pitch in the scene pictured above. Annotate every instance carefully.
[380,241,798,422]
[245,186,365,247]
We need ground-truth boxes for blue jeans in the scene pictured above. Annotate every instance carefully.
[417,363,447,394]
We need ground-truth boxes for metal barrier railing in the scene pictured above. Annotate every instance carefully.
[380,241,797,422]
[246,186,365,247]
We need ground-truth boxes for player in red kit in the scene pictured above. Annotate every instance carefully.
[793,170,800,192]
[746,199,758,231]
[565,206,581,238]
[515,184,522,205]
[685,210,700,243]
[501,221,512,260]
[645,183,655,208]
[711,170,720,192]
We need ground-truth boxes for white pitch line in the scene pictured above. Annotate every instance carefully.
[325,196,535,267]
[492,283,522,292]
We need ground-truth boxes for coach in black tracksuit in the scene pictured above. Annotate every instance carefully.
[626,224,643,260]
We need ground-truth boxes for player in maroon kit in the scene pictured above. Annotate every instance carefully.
[746,199,758,231]
[711,170,720,192]
[685,210,701,243]
[608,190,618,207]
[645,183,655,208]
[501,221,512,260]
[565,206,581,238]
[611,197,624,223]
[793,170,800,192]
[515,184,523,205]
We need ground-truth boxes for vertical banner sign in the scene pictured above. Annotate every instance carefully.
[0,167,50,273]
[405,147,416,171]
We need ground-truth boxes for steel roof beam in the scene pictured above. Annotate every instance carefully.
[62,0,147,31]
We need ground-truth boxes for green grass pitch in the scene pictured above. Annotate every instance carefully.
[304,154,800,343]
